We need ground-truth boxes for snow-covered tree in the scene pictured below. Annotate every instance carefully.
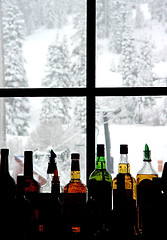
[71,0,86,87]
[96,0,111,38]
[148,0,167,23]
[71,0,86,131]
[110,0,134,53]
[135,4,146,29]
[41,35,72,124]
[2,0,30,135]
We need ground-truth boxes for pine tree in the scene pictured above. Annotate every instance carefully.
[71,0,86,131]
[2,0,30,135]
[110,0,134,53]
[71,0,86,87]
[119,34,155,123]
[41,35,71,124]
[96,0,111,38]
[148,0,167,23]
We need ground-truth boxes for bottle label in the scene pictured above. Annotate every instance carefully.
[119,163,130,174]
[71,171,80,180]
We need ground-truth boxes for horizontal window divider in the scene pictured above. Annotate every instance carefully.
[0,87,166,97]
[95,87,167,96]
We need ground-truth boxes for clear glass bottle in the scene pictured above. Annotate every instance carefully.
[136,144,158,234]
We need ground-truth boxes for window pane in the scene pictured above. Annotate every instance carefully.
[1,0,86,88]
[0,97,86,188]
[96,96,167,177]
[96,0,167,87]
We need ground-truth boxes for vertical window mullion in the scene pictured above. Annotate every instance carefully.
[86,0,96,185]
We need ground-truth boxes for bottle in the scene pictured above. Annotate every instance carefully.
[0,148,16,200]
[24,151,40,193]
[24,151,40,238]
[15,175,36,240]
[88,144,112,239]
[112,144,137,239]
[63,153,87,193]
[51,168,60,195]
[63,153,87,239]
[0,149,16,238]
[38,150,61,239]
[88,144,112,212]
[136,144,158,234]
[41,150,59,193]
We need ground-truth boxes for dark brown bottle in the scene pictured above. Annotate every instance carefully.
[0,149,16,238]
[63,153,87,239]
[24,151,40,193]
[0,148,16,200]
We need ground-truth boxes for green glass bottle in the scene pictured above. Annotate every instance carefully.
[87,144,112,238]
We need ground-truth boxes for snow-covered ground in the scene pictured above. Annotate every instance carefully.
[97,124,167,178]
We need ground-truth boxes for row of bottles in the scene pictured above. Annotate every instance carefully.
[0,145,166,240]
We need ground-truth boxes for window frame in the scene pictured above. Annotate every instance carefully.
[0,0,167,184]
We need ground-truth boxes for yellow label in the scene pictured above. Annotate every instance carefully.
[71,171,80,180]
[119,163,130,174]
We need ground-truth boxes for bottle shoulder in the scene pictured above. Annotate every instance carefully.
[63,180,87,193]
[89,169,112,183]
[24,176,40,192]
[137,162,158,175]
[113,173,136,182]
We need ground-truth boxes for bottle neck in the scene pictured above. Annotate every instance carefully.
[51,170,60,195]
[71,158,80,180]
[95,156,106,170]
[1,155,9,174]
[24,153,33,178]
[119,154,130,173]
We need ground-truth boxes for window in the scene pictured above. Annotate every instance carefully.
[0,0,166,186]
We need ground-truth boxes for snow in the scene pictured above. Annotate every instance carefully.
[97,124,167,178]
[23,28,57,88]
[19,3,167,184]
[96,51,122,87]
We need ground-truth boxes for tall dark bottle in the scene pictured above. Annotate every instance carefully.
[0,148,16,200]
[24,151,40,193]
[112,144,137,239]
[63,153,87,239]
[88,144,112,239]
[0,149,16,238]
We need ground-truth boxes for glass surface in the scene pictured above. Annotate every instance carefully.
[96,96,167,177]
[0,97,86,188]
[96,0,167,87]
[1,0,86,88]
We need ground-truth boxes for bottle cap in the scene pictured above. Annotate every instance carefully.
[144,144,151,162]
[71,153,80,159]
[1,149,9,156]
[47,150,57,174]
[49,150,57,163]
[97,144,105,157]
[24,151,33,159]
[120,144,128,154]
